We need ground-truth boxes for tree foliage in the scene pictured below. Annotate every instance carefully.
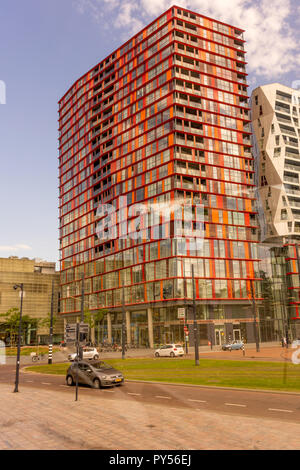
[0,308,37,346]
[84,308,108,343]
[84,308,108,327]
[37,312,58,330]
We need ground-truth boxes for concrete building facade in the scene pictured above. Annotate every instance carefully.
[0,257,63,345]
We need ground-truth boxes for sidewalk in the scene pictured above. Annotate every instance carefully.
[3,343,295,364]
[0,383,300,450]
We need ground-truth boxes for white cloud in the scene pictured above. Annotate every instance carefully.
[74,0,300,81]
[0,244,32,252]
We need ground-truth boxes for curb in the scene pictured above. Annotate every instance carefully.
[125,379,300,396]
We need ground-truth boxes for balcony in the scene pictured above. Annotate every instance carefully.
[175,165,201,177]
[280,127,297,137]
[276,93,292,104]
[284,176,299,184]
[285,187,300,196]
[175,124,203,136]
[275,102,290,114]
[285,150,300,159]
[285,140,299,148]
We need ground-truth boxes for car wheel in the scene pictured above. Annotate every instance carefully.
[93,378,101,389]
[170,352,175,357]
[66,375,74,386]
[155,352,160,357]
[93,354,99,360]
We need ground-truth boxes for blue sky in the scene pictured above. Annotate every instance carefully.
[0,0,299,265]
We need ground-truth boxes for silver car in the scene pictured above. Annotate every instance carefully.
[222,340,244,351]
[68,347,99,362]
[66,360,124,388]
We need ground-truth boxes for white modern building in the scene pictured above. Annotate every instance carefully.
[251,83,300,242]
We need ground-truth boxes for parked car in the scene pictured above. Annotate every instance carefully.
[68,347,99,361]
[291,339,300,349]
[66,360,124,388]
[222,340,244,351]
[155,344,184,357]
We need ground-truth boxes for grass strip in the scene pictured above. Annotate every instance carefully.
[6,346,60,356]
[26,358,300,392]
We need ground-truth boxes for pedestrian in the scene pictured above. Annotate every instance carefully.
[281,337,284,348]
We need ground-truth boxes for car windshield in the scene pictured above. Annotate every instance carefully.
[175,344,182,348]
[91,361,113,371]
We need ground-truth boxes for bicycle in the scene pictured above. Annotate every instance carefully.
[30,352,45,362]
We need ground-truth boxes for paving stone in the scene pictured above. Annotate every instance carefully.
[0,383,300,450]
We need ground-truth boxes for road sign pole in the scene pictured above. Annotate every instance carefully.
[122,286,126,360]
[192,265,199,366]
[80,273,85,360]
[48,280,54,365]
[75,322,79,402]
[180,308,188,354]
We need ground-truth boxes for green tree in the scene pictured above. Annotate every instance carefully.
[37,312,58,330]
[0,308,37,346]
[84,308,108,344]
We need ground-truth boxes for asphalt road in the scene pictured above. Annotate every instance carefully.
[1,363,300,424]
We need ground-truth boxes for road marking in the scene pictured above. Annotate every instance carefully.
[268,408,293,413]
[60,385,69,388]
[127,393,141,396]
[102,390,115,393]
[155,395,171,400]
[188,399,207,403]
[225,403,247,408]
[42,382,51,385]
[26,380,33,383]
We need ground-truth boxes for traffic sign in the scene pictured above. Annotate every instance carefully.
[65,323,89,345]
[65,323,77,344]
[65,323,77,332]
[178,308,185,319]
[79,323,89,345]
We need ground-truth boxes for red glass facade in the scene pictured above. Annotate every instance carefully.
[58,6,260,346]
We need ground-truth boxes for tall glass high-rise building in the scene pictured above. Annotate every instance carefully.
[58,5,259,347]
[251,83,300,338]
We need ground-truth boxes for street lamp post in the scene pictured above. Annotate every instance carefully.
[13,283,24,393]
[294,243,300,346]
[48,280,54,365]
[79,273,85,360]
[192,265,199,366]
[122,286,126,360]
[183,262,188,354]
[250,279,260,353]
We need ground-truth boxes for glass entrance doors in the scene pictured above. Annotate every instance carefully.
[215,326,225,346]
[233,329,241,341]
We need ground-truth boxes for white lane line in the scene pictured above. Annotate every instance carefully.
[225,403,247,408]
[102,390,115,393]
[42,382,51,385]
[26,380,33,383]
[127,393,141,396]
[188,399,207,403]
[60,385,69,388]
[268,408,293,413]
[155,395,171,400]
